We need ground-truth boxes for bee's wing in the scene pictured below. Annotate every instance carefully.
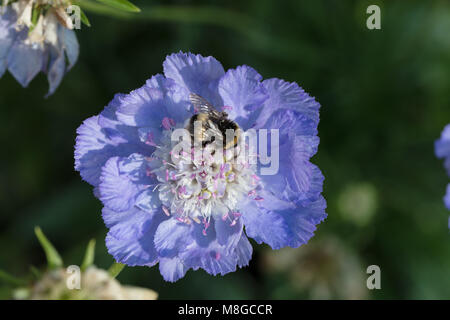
[189,93,222,117]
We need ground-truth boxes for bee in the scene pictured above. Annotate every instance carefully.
[188,93,240,150]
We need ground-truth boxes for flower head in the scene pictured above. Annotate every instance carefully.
[75,52,327,282]
[435,124,450,209]
[29,266,158,300]
[0,0,79,96]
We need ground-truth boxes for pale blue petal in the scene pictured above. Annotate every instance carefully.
[159,257,189,282]
[103,206,164,266]
[99,154,154,212]
[163,51,225,106]
[6,30,44,87]
[218,65,268,130]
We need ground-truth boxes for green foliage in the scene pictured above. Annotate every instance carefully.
[95,0,141,13]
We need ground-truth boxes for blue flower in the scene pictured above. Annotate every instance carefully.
[75,52,327,282]
[0,1,79,96]
[435,124,450,209]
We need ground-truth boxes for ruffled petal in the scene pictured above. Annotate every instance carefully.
[114,74,191,128]
[242,196,327,250]
[99,154,155,212]
[179,219,243,276]
[258,108,323,206]
[163,51,225,105]
[218,65,268,130]
[154,218,192,258]
[74,107,149,186]
[159,257,189,282]
[214,216,243,255]
[103,206,165,266]
[254,78,320,129]
[235,234,253,268]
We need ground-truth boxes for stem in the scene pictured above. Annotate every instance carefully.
[73,1,311,59]
[108,262,125,278]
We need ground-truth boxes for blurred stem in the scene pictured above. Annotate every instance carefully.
[0,269,27,286]
[108,262,125,278]
[75,1,258,38]
[74,1,311,59]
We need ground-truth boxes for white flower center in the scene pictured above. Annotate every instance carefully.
[148,119,261,230]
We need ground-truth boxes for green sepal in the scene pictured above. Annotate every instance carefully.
[81,239,96,271]
[34,226,63,270]
[79,8,91,27]
[28,5,41,34]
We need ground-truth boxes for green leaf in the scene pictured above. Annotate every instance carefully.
[81,239,96,271]
[0,269,27,287]
[95,0,140,13]
[108,262,125,278]
[80,8,91,27]
[34,226,63,270]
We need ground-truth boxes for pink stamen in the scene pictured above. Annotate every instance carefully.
[222,105,233,111]
[165,169,169,181]
[254,196,264,201]
[178,186,186,195]
[162,206,171,216]
[215,252,221,260]
[222,213,229,221]
[230,219,237,227]
[146,168,155,178]
[219,164,226,178]
[161,117,175,130]
[145,132,157,147]
[202,219,210,235]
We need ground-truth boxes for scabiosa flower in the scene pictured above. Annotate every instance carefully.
[435,124,450,209]
[0,0,79,96]
[75,52,327,282]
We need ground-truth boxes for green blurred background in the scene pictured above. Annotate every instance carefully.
[0,0,449,299]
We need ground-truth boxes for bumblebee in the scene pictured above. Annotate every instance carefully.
[188,93,240,150]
